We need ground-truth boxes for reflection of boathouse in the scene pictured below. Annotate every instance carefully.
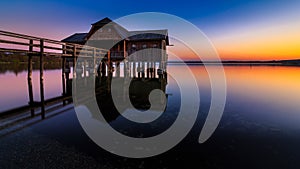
[95,72,168,122]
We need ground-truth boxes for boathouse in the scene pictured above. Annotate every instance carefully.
[62,17,169,61]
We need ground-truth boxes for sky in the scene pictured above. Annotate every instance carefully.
[0,0,299,61]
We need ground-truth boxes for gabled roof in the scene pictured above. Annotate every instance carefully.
[112,24,129,39]
[91,17,112,26]
[61,17,169,44]
[86,17,129,40]
[61,33,87,43]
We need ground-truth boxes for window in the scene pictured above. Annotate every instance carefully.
[142,44,147,48]
[108,28,111,32]
[132,44,136,48]
[153,44,158,48]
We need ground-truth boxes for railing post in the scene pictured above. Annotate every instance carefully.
[27,39,34,117]
[40,39,45,119]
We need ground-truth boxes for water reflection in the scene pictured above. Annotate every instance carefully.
[72,58,172,138]
[1,64,300,168]
[95,73,167,122]
[0,62,61,75]
[0,67,63,112]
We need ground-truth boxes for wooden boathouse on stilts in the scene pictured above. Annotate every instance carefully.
[62,17,170,79]
[0,17,169,120]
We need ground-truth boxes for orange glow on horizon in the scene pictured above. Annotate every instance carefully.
[167,17,300,61]
[209,19,300,61]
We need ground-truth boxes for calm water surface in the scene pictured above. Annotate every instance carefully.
[1,65,300,169]
[0,69,62,112]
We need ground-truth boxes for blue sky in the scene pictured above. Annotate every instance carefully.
[0,0,299,60]
[1,0,296,36]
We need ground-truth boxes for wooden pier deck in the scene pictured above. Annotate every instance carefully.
[0,30,109,119]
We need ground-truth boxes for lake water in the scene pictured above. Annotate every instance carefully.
[0,68,63,112]
[0,64,300,169]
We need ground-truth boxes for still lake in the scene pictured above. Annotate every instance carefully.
[0,64,300,169]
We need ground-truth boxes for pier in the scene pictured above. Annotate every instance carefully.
[0,28,168,120]
[0,30,109,119]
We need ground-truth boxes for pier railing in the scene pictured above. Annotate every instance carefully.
[0,30,109,119]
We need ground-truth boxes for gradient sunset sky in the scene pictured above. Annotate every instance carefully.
[0,0,299,61]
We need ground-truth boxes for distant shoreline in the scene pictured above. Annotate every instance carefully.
[1,51,299,66]
[167,59,300,66]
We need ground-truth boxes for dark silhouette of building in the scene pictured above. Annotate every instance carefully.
[62,17,169,61]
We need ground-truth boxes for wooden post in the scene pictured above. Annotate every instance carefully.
[83,59,87,77]
[153,62,156,78]
[27,39,34,117]
[116,62,120,77]
[147,62,150,78]
[128,62,132,77]
[73,45,77,78]
[142,61,145,79]
[62,45,67,105]
[123,61,127,77]
[93,48,96,75]
[40,39,45,119]
[123,40,126,59]
[101,61,106,76]
[133,61,136,78]
[138,62,141,78]
[107,50,111,72]
[62,57,66,106]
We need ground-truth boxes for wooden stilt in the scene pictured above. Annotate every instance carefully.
[93,48,96,75]
[101,61,106,76]
[27,39,34,117]
[40,39,45,119]
[62,56,66,106]
[133,61,136,78]
[73,45,77,78]
[124,61,127,77]
[123,40,126,59]
[142,62,145,79]
[116,62,120,77]
[107,50,111,71]
[153,62,156,78]
[83,59,87,77]
[147,62,150,78]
